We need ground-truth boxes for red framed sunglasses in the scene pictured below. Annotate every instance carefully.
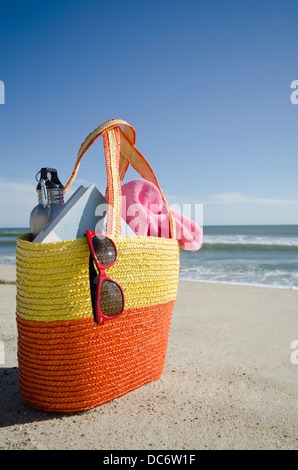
[86,230,125,325]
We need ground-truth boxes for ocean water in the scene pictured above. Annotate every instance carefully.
[0,228,29,265]
[180,225,298,290]
[1,226,298,289]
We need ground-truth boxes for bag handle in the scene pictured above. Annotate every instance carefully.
[64,119,176,239]
[64,119,135,193]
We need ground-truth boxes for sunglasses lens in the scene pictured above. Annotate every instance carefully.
[99,279,124,317]
[92,235,117,266]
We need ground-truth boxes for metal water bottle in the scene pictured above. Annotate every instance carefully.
[30,168,64,238]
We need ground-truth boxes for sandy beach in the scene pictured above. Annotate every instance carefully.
[0,264,297,450]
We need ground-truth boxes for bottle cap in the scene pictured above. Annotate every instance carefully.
[35,168,64,190]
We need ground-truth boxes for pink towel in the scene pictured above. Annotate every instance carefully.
[118,179,202,251]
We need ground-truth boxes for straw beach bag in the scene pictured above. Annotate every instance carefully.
[16,119,180,413]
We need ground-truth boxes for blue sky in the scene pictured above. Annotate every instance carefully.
[0,0,298,227]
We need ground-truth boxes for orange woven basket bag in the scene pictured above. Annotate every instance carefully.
[16,119,180,413]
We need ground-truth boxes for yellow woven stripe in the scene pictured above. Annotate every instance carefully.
[16,234,179,322]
